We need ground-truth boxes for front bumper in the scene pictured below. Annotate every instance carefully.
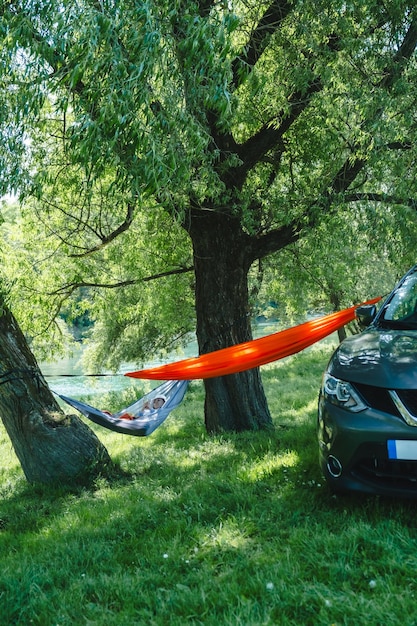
[318,393,417,497]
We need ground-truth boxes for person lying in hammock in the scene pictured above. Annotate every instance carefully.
[118,394,167,420]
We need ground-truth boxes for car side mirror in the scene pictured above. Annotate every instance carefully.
[356,304,377,328]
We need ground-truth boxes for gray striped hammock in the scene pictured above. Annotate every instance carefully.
[59,379,189,436]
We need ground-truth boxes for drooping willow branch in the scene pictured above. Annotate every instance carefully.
[67,203,135,257]
[343,193,417,209]
[47,265,195,298]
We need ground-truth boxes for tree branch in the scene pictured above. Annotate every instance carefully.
[231,0,293,89]
[248,183,417,264]
[196,0,215,18]
[248,222,300,263]
[386,141,412,150]
[227,78,323,190]
[68,203,135,257]
[327,17,417,197]
[380,17,417,89]
[343,192,417,209]
[246,15,417,265]
[48,266,194,297]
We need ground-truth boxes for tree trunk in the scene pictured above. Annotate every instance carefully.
[0,304,113,485]
[188,210,273,433]
[328,288,347,342]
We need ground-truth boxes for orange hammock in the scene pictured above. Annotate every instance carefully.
[126,297,381,381]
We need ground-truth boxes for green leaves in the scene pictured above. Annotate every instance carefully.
[2,0,417,362]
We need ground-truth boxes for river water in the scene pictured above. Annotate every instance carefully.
[40,338,198,400]
[40,321,322,400]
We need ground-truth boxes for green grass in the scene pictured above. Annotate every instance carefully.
[2,345,417,625]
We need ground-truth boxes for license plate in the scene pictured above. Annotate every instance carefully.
[387,440,417,460]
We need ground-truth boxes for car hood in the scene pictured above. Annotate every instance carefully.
[328,327,417,389]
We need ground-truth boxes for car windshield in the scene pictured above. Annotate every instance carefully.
[379,271,417,328]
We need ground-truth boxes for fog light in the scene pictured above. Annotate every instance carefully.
[327,455,342,478]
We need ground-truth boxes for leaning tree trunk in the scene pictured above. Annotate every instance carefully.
[0,304,113,485]
[188,210,273,433]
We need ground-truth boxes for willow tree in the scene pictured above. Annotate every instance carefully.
[2,0,417,446]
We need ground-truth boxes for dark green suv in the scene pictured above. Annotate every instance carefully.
[318,264,417,497]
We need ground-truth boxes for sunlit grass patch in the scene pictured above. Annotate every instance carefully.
[3,348,417,625]
[237,450,299,483]
[205,514,256,549]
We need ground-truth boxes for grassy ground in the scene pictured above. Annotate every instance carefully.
[1,345,417,625]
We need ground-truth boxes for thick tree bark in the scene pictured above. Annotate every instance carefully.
[0,305,113,485]
[188,210,273,433]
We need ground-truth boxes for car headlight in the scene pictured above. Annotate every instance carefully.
[322,372,367,413]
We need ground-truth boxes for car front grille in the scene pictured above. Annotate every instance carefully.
[352,382,417,423]
[353,382,403,417]
[396,390,417,417]
[349,444,417,492]
[353,458,417,491]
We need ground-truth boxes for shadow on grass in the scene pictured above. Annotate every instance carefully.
[3,367,417,625]
[5,348,417,626]
[2,347,417,542]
